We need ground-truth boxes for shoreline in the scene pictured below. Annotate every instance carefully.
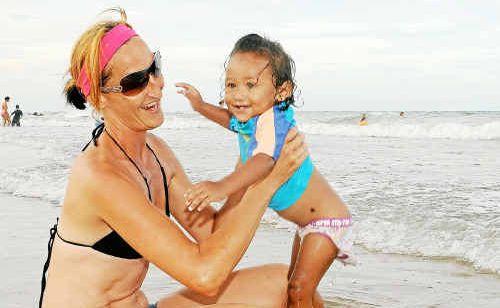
[356,245,500,277]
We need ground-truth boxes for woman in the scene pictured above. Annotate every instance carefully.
[39,9,308,308]
[1,96,11,126]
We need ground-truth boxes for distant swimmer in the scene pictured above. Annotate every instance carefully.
[11,105,23,126]
[400,111,405,117]
[1,96,11,126]
[359,113,368,126]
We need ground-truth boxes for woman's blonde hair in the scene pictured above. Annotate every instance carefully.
[64,8,132,110]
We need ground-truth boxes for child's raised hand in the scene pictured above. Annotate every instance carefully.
[184,181,227,212]
[175,82,203,111]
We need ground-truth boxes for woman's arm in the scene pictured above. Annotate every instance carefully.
[212,159,248,231]
[176,82,231,129]
[90,129,306,297]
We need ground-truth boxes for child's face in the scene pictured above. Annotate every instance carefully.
[224,52,276,122]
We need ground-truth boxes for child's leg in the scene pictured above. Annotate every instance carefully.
[288,232,301,280]
[287,233,337,308]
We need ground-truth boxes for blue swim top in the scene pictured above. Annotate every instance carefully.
[229,104,313,211]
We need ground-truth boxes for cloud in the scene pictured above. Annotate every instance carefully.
[6,11,41,22]
[1,1,499,111]
[0,58,24,71]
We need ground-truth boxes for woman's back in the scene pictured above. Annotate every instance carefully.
[42,235,149,307]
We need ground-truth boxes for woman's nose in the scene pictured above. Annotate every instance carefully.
[148,74,164,96]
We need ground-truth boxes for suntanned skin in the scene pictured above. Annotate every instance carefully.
[1,99,11,126]
[42,37,308,308]
[177,52,351,308]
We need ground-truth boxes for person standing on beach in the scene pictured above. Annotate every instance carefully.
[177,33,355,308]
[1,96,11,126]
[39,9,307,308]
[11,105,23,127]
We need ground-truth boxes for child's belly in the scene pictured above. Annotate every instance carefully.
[276,168,350,226]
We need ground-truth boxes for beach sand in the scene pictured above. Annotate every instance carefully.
[2,192,499,307]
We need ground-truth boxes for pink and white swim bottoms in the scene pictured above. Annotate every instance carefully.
[297,217,356,265]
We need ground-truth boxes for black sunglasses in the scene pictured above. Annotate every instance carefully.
[101,51,162,96]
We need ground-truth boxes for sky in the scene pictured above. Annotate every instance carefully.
[0,0,499,112]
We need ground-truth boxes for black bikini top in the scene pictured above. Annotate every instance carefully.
[56,123,170,259]
[40,123,170,307]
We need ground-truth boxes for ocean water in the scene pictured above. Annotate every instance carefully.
[0,110,499,277]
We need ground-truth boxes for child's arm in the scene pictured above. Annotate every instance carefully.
[185,154,274,211]
[185,107,292,211]
[176,82,231,129]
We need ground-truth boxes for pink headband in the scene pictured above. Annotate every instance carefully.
[77,24,137,97]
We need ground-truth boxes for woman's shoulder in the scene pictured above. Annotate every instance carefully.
[70,149,125,190]
[67,149,151,211]
[146,133,176,160]
[63,152,120,219]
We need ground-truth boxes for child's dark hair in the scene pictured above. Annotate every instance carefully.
[229,34,297,110]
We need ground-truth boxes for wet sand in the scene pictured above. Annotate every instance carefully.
[1,193,500,307]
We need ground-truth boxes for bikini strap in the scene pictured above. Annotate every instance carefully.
[39,218,58,308]
[82,124,168,211]
[55,231,93,248]
[104,129,152,201]
[146,144,170,216]
[82,122,105,151]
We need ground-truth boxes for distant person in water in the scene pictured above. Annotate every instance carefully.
[359,113,368,126]
[1,96,11,126]
[11,105,23,127]
[400,111,405,117]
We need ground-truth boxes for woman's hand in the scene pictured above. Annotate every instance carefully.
[175,82,204,111]
[268,128,308,186]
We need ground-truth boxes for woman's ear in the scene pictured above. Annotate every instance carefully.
[97,93,107,111]
[275,81,293,102]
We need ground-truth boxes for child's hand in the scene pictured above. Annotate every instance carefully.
[175,82,203,111]
[184,181,227,212]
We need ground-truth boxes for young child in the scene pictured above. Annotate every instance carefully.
[177,34,354,307]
